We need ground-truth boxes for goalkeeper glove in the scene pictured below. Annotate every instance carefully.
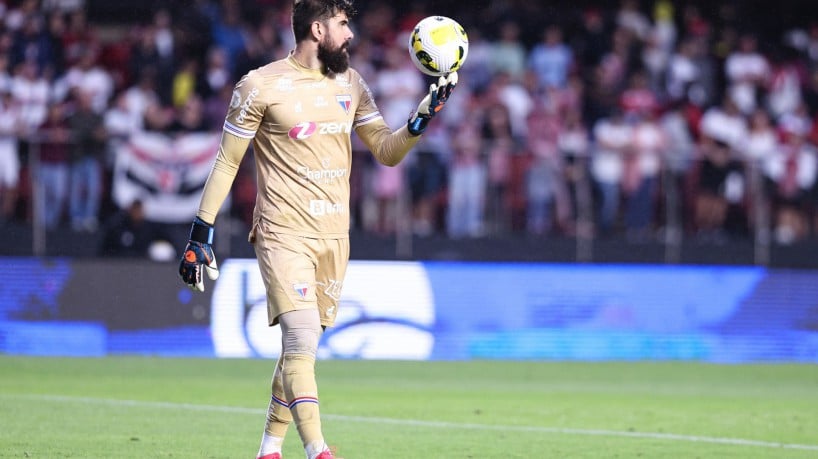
[407,72,458,136]
[179,217,219,292]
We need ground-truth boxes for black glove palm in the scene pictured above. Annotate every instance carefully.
[408,72,458,136]
[179,217,219,292]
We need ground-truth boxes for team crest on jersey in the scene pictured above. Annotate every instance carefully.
[293,282,309,299]
[336,94,352,113]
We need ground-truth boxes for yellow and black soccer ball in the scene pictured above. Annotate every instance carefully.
[408,16,469,77]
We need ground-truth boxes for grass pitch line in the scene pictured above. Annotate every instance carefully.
[11,394,818,452]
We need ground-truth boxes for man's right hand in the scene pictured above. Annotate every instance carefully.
[407,72,458,136]
[179,217,219,292]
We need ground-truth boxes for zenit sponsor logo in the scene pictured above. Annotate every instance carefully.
[288,121,353,140]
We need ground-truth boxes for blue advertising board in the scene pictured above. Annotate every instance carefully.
[1,257,817,362]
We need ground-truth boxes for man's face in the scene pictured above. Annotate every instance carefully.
[317,13,353,73]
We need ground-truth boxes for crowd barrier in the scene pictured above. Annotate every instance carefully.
[1,257,817,362]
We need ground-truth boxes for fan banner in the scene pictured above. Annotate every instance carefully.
[111,131,221,223]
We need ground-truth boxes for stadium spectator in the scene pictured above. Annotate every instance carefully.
[527,24,573,91]
[620,70,659,118]
[625,106,666,241]
[120,68,160,131]
[128,20,174,104]
[370,43,423,234]
[481,102,515,234]
[696,97,750,239]
[489,21,526,81]
[150,9,175,64]
[725,33,769,116]
[167,95,209,133]
[616,0,651,41]
[766,46,808,120]
[596,27,632,98]
[36,102,71,230]
[458,27,493,93]
[234,19,284,81]
[99,198,165,257]
[660,97,697,232]
[3,0,40,33]
[103,90,142,170]
[10,60,49,132]
[446,126,486,238]
[556,108,591,235]
[525,137,560,236]
[58,45,114,114]
[9,12,56,76]
[763,120,817,244]
[171,57,199,108]
[59,9,97,68]
[591,108,631,236]
[202,82,234,131]
[484,70,532,139]
[68,89,107,232]
[666,38,699,104]
[741,108,780,237]
[407,122,448,236]
[743,108,779,164]
[523,102,564,235]
[0,87,22,223]
[206,0,250,75]
[0,53,10,93]
[200,46,231,99]
[571,7,608,71]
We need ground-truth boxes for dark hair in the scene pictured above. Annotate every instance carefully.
[292,0,356,42]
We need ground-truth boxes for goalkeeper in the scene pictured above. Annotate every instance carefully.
[178,0,457,458]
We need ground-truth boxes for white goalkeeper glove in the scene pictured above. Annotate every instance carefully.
[407,72,458,136]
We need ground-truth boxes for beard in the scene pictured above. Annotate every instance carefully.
[318,38,350,74]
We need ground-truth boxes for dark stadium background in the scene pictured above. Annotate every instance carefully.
[0,0,814,267]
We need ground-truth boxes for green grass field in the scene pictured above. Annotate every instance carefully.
[1,356,817,458]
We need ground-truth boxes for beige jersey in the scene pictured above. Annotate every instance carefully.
[197,54,420,238]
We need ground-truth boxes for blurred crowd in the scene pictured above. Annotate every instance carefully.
[3,0,818,255]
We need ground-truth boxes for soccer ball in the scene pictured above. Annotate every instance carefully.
[408,16,469,77]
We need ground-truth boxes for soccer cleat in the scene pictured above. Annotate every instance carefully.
[315,447,343,459]
[257,453,282,459]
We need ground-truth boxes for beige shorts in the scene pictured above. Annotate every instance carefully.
[251,226,349,328]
